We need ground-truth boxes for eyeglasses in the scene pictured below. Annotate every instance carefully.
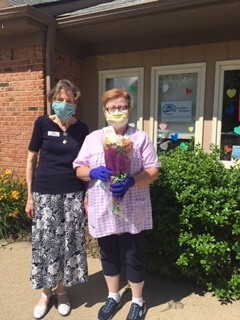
[105,106,128,114]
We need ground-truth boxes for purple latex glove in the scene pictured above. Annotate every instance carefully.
[89,166,112,182]
[110,176,135,200]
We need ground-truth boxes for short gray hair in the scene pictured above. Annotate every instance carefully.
[47,79,81,102]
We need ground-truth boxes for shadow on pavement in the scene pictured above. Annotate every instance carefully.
[144,275,204,310]
[67,266,204,312]
[68,270,106,309]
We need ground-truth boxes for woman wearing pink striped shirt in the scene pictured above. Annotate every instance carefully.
[73,88,159,320]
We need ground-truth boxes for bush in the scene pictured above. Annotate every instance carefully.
[0,169,30,239]
[147,144,240,300]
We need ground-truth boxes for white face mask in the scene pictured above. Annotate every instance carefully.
[105,110,129,128]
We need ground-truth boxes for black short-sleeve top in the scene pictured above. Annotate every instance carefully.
[28,115,89,194]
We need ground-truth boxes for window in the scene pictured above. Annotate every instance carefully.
[212,60,240,166]
[150,63,206,152]
[98,68,144,129]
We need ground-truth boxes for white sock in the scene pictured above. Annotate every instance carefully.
[108,292,120,303]
[132,297,144,306]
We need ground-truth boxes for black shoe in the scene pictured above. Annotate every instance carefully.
[98,297,120,320]
[126,302,146,320]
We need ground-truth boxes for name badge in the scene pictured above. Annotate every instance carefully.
[48,131,60,137]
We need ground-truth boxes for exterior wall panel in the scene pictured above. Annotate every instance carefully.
[82,56,98,132]
[82,40,240,151]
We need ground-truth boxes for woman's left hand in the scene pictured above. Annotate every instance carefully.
[25,199,35,219]
[110,176,135,200]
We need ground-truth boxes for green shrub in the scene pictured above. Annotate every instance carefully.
[0,169,30,239]
[147,144,240,300]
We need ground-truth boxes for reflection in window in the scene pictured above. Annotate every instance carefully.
[157,73,197,153]
[220,70,240,161]
[106,77,138,127]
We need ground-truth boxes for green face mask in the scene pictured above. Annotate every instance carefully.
[105,111,128,128]
[52,101,75,120]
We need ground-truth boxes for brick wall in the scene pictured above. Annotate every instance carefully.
[0,45,46,177]
[55,51,84,120]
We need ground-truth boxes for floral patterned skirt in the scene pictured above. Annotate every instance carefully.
[31,191,88,289]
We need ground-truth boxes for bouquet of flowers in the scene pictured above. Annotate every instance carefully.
[103,133,133,214]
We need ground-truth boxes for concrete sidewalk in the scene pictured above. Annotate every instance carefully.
[0,241,239,320]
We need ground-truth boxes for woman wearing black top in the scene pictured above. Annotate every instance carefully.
[25,79,88,319]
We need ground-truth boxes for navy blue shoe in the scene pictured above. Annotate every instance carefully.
[126,302,146,320]
[98,297,120,320]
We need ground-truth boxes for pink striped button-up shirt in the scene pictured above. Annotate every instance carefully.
[73,126,160,238]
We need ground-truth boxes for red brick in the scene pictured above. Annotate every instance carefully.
[0,45,46,177]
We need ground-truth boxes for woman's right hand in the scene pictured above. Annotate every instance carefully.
[25,199,35,219]
[89,166,112,182]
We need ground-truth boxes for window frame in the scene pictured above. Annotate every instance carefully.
[150,62,206,149]
[212,59,240,167]
[98,67,144,129]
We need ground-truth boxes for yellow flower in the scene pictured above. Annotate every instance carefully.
[11,190,20,200]
[0,193,7,200]
[8,212,15,218]
[19,178,26,186]
[5,169,12,175]
[8,209,19,218]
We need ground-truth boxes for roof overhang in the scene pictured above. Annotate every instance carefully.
[0,4,56,48]
[1,0,240,57]
[57,0,238,27]
[55,0,240,57]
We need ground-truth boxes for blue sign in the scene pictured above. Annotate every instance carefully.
[161,101,192,122]
[162,104,176,115]
[231,145,240,159]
